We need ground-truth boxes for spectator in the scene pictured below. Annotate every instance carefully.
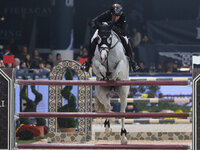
[163,62,174,73]
[46,53,54,68]
[142,35,149,44]
[38,61,51,72]
[78,47,88,64]
[31,49,43,68]
[45,64,52,71]
[20,45,29,61]
[126,103,140,112]
[24,54,32,69]
[130,27,141,63]
[173,61,178,72]
[138,61,148,72]
[33,61,51,74]
[126,91,140,112]
[79,45,84,55]
[54,53,62,66]
[0,60,5,68]
[14,58,20,70]
[5,63,13,68]
[131,27,142,48]
[108,91,120,112]
[156,63,163,72]
[20,61,27,69]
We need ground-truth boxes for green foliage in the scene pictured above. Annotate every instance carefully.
[57,105,76,128]
[129,85,191,112]
[57,68,77,129]
[136,102,191,112]
[36,118,46,126]
[20,75,45,126]
[18,131,34,140]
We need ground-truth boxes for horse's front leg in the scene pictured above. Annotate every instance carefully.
[111,60,123,80]
[120,117,127,144]
[93,59,106,79]
[120,111,127,144]
[118,86,129,145]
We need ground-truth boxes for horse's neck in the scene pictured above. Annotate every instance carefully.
[111,31,120,47]
[110,31,125,59]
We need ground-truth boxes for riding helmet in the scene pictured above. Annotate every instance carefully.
[110,4,123,16]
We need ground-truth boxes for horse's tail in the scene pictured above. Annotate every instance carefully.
[94,96,106,112]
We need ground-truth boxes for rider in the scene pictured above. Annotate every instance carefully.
[83,3,139,72]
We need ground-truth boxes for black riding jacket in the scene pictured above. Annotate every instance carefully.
[89,10,128,36]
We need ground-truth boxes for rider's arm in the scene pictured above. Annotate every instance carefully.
[112,15,128,36]
[89,10,111,29]
[119,15,128,36]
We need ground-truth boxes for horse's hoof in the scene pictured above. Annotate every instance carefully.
[121,136,127,145]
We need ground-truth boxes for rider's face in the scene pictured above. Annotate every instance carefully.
[112,15,120,22]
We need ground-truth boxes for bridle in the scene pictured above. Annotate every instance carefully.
[97,30,120,80]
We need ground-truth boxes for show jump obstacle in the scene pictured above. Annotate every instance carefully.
[1,58,200,150]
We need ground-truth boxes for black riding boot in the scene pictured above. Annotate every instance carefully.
[119,36,140,72]
[82,38,98,72]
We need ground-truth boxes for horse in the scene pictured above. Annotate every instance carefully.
[92,23,130,144]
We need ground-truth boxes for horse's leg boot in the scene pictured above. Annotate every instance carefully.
[104,119,110,128]
[121,128,127,136]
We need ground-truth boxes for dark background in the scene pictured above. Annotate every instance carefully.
[0,0,199,50]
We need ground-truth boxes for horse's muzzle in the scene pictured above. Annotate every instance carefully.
[101,57,105,63]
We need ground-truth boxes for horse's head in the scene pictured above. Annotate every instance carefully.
[97,23,113,63]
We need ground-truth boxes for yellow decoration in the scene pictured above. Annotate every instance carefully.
[175,109,183,113]
[141,93,148,98]
[16,124,24,133]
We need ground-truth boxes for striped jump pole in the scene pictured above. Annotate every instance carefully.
[18,112,191,118]
[17,80,189,86]
[116,118,192,124]
[89,77,191,81]
[110,98,192,103]
[17,143,190,149]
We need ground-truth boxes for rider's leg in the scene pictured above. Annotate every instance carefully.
[87,37,98,64]
[84,30,99,72]
[119,35,140,72]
